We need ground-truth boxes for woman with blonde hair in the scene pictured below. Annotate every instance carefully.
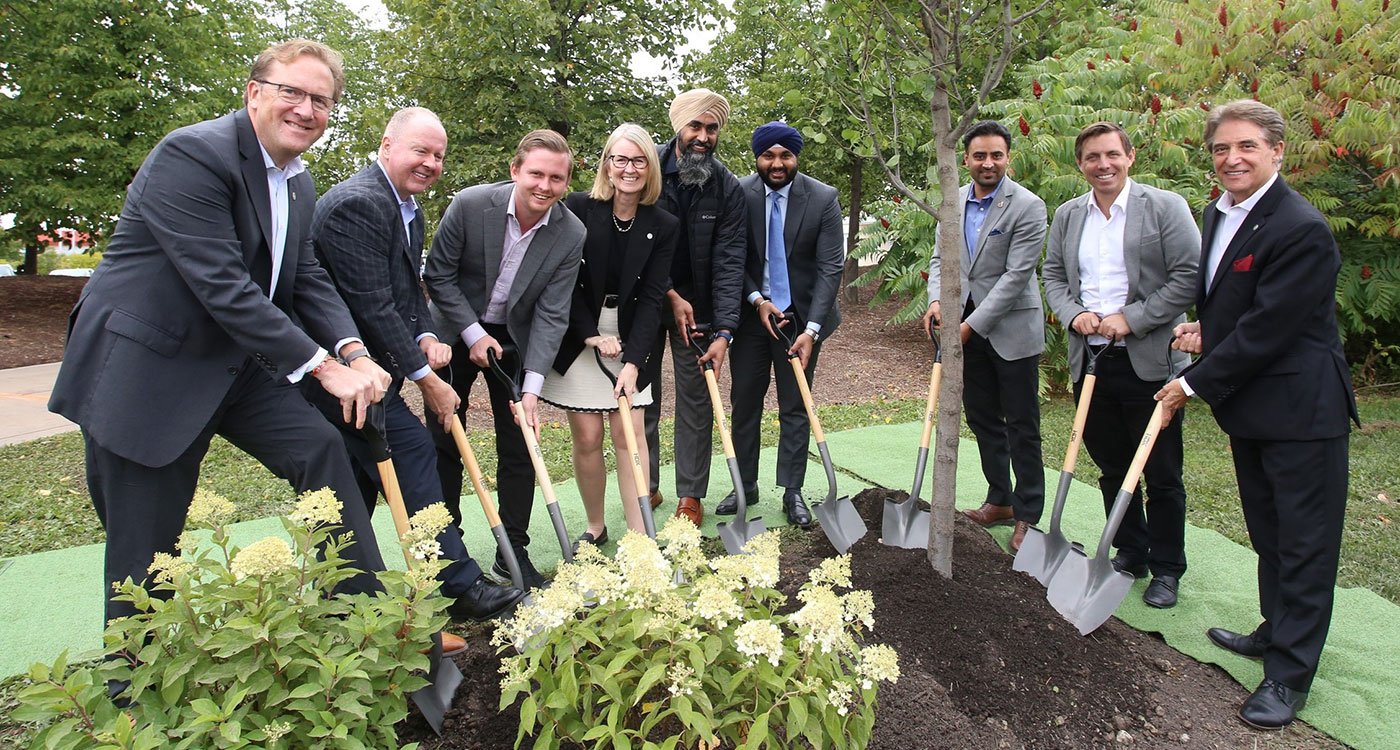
[540,123,677,542]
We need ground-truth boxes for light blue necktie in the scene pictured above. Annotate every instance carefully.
[768,192,791,311]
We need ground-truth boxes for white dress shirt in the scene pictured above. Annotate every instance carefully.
[1077,180,1133,346]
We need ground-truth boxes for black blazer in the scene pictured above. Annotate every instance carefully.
[312,162,433,382]
[49,109,358,467]
[739,171,845,337]
[553,192,677,385]
[1185,178,1358,440]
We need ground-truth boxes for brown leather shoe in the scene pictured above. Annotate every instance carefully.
[675,496,703,526]
[962,502,1014,527]
[650,490,664,510]
[1010,520,1029,552]
[422,632,467,657]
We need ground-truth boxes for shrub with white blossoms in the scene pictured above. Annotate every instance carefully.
[17,489,450,750]
[496,517,899,749]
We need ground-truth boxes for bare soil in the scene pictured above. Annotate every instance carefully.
[0,276,85,369]
[399,489,1342,749]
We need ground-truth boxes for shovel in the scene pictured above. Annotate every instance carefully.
[594,348,657,538]
[881,329,939,549]
[769,313,866,553]
[485,347,574,564]
[446,415,532,594]
[1013,337,1114,584]
[1046,400,1169,635]
[688,325,766,554]
[358,404,463,735]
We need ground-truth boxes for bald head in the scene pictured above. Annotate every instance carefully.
[379,107,446,198]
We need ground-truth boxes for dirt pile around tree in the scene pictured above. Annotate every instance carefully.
[0,276,85,369]
[402,488,1341,749]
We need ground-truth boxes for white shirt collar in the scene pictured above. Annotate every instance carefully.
[1216,173,1278,214]
[258,142,306,179]
[375,159,418,211]
[506,185,552,229]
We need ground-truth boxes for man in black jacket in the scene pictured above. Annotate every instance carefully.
[643,88,748,527]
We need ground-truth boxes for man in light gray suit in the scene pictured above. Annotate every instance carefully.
[1045,122,1200,608]
[424,129,585,590]
[922,120,1047,552]
[725,122,845,527]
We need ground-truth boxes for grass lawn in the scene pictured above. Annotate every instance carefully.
[2,393,1396,603]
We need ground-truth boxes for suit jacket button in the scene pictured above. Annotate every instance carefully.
[227,366,238,375]
[410,315,418,322]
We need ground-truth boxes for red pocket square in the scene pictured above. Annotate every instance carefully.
[1231,254,1254,272]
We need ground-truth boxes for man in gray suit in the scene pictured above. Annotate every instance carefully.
[922,120,1047,552]
[49,40,393,625]
[1043,122,1199,608]
[424,129,585,590]
[725,122,844,527]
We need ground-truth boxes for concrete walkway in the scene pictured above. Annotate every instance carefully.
[0,363,76,446]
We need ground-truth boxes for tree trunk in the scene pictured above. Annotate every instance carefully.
[925,81,965,579]
[22,242,40,275]
[842,153,863,303]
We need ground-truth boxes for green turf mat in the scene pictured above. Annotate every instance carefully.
[824,420,1400,750]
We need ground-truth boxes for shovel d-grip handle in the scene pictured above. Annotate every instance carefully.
[685,323,716,371]
[485,346,523,401]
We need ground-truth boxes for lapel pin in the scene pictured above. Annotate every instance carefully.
[1252,224,1258,230]
[647,232,653,239]
[291,191,297,201]
[996,200,1006,208]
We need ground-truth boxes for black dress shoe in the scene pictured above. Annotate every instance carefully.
[1143,575,1179,608]
[715,486,759,515]
[491,547,549,591]
[1207,626,1267,658]
[572,526,608,554]
[783,488,812,528]
[1239,679,1307,730]
[1110,555,1149,579]
[447,577,526,622]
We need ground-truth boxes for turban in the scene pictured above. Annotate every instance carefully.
[751,121,804,157]
[669,89,731,133]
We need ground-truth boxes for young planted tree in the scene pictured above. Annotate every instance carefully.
[809,0,1060,575]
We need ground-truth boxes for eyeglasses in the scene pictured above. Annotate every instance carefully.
[607,155,649,170]
[255,79,337,114]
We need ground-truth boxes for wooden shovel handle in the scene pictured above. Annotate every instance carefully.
[449,415,503,528]
[1119,401,1168,496]
[787,357,825,443]
[616,394,649,496]
[702,367,737,460]
[1063,373,1097,474]
[919,361,943,451]
[374,459,414,566]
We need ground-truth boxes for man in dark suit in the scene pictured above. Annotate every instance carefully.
[49,40,393,625]
[310,107,524,622]
[724,122,844,527]
[424,129,585,590]
[1157,100,1358,730]
[922,120,1048,552]
[1043,122,1199,609]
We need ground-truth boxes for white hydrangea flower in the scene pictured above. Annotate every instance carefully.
[497,655,531,690]
[289,487,341,528]
[791,585,849,654]
[808,555,852,588]
[842,589,876,630]
[399,503,453,563]
[186,488,234,528]
[263,721,292,742]
[658,516,707,575]
[230,537,295,579]
[857,644,900,689]
[734,619,785,667]
[615,531,674,604]
[826,681,854,716]
[691,578,744,628]
[147,551,194,584]
[495,580,587,647]
[666,662,697,697]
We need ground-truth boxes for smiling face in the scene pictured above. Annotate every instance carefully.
[245,54,334,167]
[675,112,721,158]
[963,134,1009,197]
[509,147,572,228]
[379,115,446,198]
[1076,132,1136,204]
[756,144,798,190]
[1210,118,1284,204]
[606,139,649,199]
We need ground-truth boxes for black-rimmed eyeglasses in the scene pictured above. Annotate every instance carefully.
[607,155,649,170]
[255,79,337,114]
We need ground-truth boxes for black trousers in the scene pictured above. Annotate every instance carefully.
[84,363,384,624]
[729,311,822,491]
[1231,434,1348,692]
[962,329,1044,522]
[1073,348,1187,578]
[428,327,536,552]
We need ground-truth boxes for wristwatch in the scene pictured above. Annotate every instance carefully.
[714,329,734,344]
[339,347,372,366]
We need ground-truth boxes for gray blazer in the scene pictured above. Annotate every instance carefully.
[1042,181,1199,382]
[49,109,357,467]
[926,176,1047,361]
[739,171,845,337]
[423,181,584,377]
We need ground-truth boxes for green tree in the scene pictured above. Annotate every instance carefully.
[0,0,264,274]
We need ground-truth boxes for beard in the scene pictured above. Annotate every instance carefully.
[676,141,715,187]
[759,166,796,190]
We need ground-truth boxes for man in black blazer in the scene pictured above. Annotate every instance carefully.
[424,130,585,590]
[311,108,523,622]
[49,40,393,625]
[725,122,844,527]
[1157,100,1358,730]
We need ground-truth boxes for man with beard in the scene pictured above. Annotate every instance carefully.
[424,129,585,590]
[725,122,844,526]
[922,120,1047,552]
[642,88,748,527]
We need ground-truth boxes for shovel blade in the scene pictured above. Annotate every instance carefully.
[880,497,930,549]
[814,496,868,554]
[412,656,463,735]
[1045,552,1135,635]
[1011,526,1073,585]
[717,516,767,555]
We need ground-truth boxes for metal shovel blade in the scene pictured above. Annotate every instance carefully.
[814,495,866,554]
[1045,546,1135,635]
[881,496,930,549]
[412,647,464,734]
[1012,471,1076,584]
[716,457,765,554]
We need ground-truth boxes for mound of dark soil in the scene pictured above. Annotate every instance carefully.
[0,275,85,369]
[402,488,1340,749]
